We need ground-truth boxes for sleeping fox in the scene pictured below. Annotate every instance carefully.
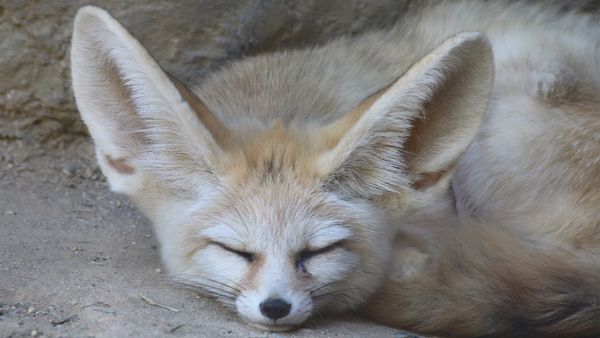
[70,1,600,337]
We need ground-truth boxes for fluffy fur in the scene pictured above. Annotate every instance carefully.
[71,1,600,336]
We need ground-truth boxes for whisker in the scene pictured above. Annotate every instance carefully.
[172,281,233,297]
[168,273,244,293]
[171,280,238,309]
[169,278,238,300]
[308,281,338,295]
[169,276,235,292]
[312,288,360,303]
[200,272,246,291]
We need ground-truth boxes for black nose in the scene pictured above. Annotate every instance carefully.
[259,298,291,320]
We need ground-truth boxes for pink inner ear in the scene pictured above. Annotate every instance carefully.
[105,154,135,174]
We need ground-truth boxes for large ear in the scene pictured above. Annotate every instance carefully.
[71,6,228,195]
[319,32,494,199]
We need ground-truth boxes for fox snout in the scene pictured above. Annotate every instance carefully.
[237,291,312,331]
[234,257,314,330]
[260,298,292,320]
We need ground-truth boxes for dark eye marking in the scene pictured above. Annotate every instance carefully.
[295,240,345,272]
[211,241,255,263]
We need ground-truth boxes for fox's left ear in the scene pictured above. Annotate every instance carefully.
[319,32,494,199]
[71,6,228,195]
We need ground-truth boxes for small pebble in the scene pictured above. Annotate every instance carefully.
[30,330,38,337]
[62,164,77,177]
[82,167,94,179]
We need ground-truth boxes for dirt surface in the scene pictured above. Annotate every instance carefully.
[0,139,417,337]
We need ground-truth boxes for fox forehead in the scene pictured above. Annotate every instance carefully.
[186,177,358,249]
[217,120,332,183]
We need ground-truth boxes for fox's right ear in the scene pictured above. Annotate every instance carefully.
[71,7,227,195]
[319,32,494,200]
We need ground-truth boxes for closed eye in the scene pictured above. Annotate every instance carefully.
[210,241,255,263]
[295,240,345,272]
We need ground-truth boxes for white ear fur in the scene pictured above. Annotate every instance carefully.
[320,32,494,198]
[71,6,224,195]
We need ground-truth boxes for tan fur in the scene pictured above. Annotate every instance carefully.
[365,215,600,338]
[364,218,600,337]
[317,83,393,149]
[71,1,600,336]
[360,2,600,337]
[221,121,322,183]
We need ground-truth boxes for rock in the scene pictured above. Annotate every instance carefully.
[81,167,93,179]
[1,0,411,145]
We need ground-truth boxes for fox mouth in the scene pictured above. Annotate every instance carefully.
[243,320,298,332]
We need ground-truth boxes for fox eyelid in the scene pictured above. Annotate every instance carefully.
[210,241,255,263]
[295,240,345,271]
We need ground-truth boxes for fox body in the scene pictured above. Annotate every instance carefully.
[71,1,600,337]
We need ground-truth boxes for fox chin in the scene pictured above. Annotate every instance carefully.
[71,2,600,337]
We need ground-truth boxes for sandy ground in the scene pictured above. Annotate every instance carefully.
[0,139,417,337]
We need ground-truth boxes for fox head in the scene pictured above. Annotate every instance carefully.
[71,6,493,331]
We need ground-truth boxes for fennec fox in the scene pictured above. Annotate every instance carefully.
[71,1,600,337]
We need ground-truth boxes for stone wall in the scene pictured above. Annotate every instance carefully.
[0,0,413,144]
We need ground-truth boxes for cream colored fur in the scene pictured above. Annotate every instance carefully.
[71,1,600,337]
